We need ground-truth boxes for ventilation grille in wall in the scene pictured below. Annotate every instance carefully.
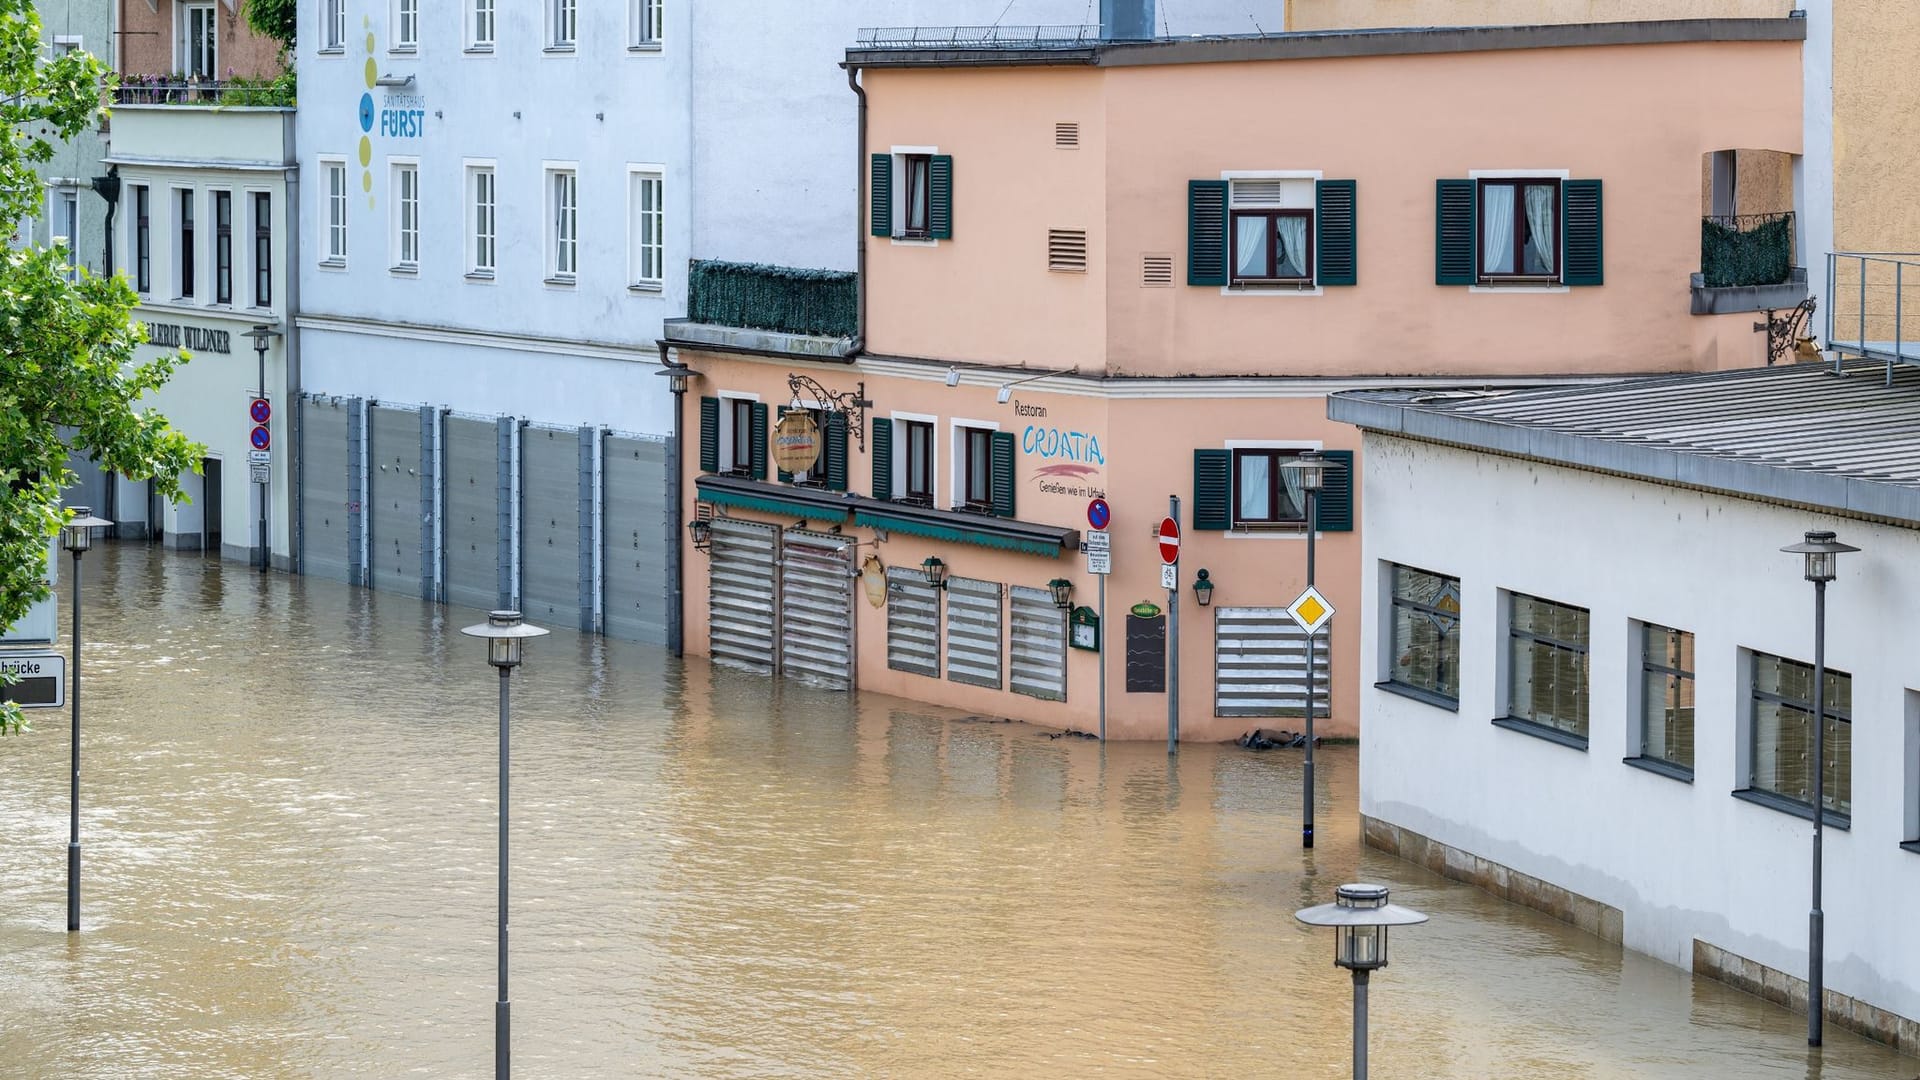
[1141,253,1173,287]
[1055,122,1080,148]
[1049,229,1088,273]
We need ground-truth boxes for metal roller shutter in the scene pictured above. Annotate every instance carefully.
[945,577,1003,690]
[521,425,587,629]
[886,566,939,678]
[708,518,778,673]
[779,528,854,689]
[1008,585,1067,702]
[369,405,425,597]
[299,395,352,583]
[1213,606,1331,718]
[602,434,669,645]
[443,415,507,612]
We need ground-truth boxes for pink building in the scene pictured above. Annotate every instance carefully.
[119,0,284,83]
[667,16,1806,743]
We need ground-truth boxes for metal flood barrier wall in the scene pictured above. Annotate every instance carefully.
[708,517,779,673]
[946,577,1003,690]
[1213,606,1331,718]
[779,529,855,689]
[294,394,670,645]
[1007,585,1067,702]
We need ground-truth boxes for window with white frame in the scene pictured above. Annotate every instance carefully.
[132,184,151,292]
[546,166,577,281]
[1231,447,1311,527]
[468,0,495,50]
[322,0,346,51]
[1480,178,1559,279]
[390,162,419,270]
[212,189,232,303]
[956,425,993,510]
[177,2,217,80]
[51,186,77,280]
[49,36,81,60]
[631,0,663,48]
[322,159,347,265]
[393,0,419,50]
[175,188,196,299]
[1229,178,1314,284]
[551,0,577,48]
[251,191,271,306]
[467,163,496,276]
[628,168,662,289]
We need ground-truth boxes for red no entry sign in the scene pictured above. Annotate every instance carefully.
[1158,516,1180,565]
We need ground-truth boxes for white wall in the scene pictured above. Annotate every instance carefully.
[1358,433,1920,1022]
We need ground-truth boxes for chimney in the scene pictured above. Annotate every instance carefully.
[1099,0,1155,41]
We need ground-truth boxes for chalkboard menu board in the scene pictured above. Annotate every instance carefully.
[1125,613,1166,693]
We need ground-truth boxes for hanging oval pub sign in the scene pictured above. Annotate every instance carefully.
[772,411,822,473]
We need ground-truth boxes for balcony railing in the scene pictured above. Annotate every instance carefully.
[1700,212,1795,288]
[855,25,1102,49]
[114,73,295,108]
[686,260,856,339]
[1827,251,1920,372]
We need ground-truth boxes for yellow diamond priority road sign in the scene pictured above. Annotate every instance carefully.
[1286,586,1335,635]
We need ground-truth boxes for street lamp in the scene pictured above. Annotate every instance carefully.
[654,360,700,396]
[656,359,700,657]
[243,324,282,573]
[1192,568,1214,607]
[1779,529,1857,1046]
[60,505,110,933]
[1278,450,1337,849]
[1296,883,1428,1080]
[459,610,549,1080]
[1047,578,1074,609]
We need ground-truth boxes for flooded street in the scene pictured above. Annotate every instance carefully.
[0,545,1911,1078]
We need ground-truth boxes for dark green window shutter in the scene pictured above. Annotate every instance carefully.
[870,416,892,499]
[748,402,768,481]
[1192,449,1230,531]
[930,155,953,240]
[1562,179,1603,286]
[1315,450,1354,532]
[870,154,892,238]
[1315,179,1357,286]
[775,408,795,483]
[698,396,719,473]
[1435,179,1476,286]
[990,431,1016,518]
[1187,180,1228,286]
[824,411,849,492]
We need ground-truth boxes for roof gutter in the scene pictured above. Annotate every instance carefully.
[844,65,867,362]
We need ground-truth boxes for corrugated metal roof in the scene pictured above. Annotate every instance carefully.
[1328,361,1920,527]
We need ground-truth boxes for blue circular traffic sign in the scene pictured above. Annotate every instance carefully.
[1087,498,1111,531]
[250,425,272,451]
[250,398,272,425]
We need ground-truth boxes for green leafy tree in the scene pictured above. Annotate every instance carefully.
[0,1,201,731]
[244,0,297,55]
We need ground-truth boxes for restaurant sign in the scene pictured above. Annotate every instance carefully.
[772,410,821,473]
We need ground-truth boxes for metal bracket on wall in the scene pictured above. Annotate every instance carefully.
[1755,296,1818,367]
[786,373,873,452]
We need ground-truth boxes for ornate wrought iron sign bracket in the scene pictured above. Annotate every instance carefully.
[1755,296,1818,367]
[787,373,873,451]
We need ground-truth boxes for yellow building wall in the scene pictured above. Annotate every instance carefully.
[1285,0,1791,31]
[1833,0,1920,252]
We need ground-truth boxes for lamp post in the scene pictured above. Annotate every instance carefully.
[655,359,700,657]
[1779,529,1856,1046]
[459,610,549,1080]
[243,324,282,573]
[1278,451,1332,849]
[1296,883,1428,1080]
[60,506,110,933]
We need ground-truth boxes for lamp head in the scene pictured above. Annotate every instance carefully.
[459,609,550,669]
[1047,577,1074,609]
[1294,882,1428,972]
[655,362,701,395]
[945,367,961,387]
[1280,450,1327,493]
[1192,568,1214,607]
[995,385,1012,405]
[921,555,948,589]
[61,506,111,553]
[1780,530,1858,583]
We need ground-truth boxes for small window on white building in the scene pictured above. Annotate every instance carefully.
[632,0,663,48]
[468,0,495,50]
[321,158,348,265]
[390,161,419,271]
[392,0,419,51]
[131,184,151,293]
[251,191,272,306]
[1386,564,1460,706]
[322,0,346,51]
[627,168,662,290]
[1502,592,1590,746]
[1631,623,1694,776]
[1904,691,1920,851]
[51,186,77,281]
[212,189,232,303]
[546,166,577,282]
[1745,651,1850,820]
[551,0,577,48]
[175,188,196,299]
[467,163,496,276]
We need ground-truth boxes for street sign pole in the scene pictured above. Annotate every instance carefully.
[1085,499,1112,743]
[1167,495,1179,755]
[1097,572,1106,743]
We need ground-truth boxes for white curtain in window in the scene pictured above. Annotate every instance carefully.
[1279,464,1304,520]
[1235,215,1266,278]
[1276,216,1308,278]
[1524,184,1555,274]
[1237,454,1270,520]
[908,160,928,232]
[1481,184,1514,274]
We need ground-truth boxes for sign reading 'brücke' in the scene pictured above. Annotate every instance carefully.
[772,411,822,473]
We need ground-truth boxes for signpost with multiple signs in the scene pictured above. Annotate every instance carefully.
[1086,498,1110,740]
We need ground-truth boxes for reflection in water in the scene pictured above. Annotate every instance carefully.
[0,546,1911,1078]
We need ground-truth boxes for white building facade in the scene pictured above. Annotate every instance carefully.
[1331,361,1920,1055]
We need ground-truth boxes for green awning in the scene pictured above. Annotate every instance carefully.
[852,509,1065,558]
[698,484,850,523]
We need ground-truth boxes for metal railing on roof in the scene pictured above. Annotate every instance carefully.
[854,25,1103,49]
[1827,251,1920,380]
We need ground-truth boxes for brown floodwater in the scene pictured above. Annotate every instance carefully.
[0,545,1912,1079]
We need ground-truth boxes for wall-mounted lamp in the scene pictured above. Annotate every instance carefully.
[995,385,1012,404]
[655,362,701,395]
[994,365,1079,406]
[945,367,960,387]
[1047,578,1074,609]
[687,518,712,552]
[1192,568,1214,607]
[921,555,948,590]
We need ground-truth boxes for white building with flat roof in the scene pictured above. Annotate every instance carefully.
[1330,358,1920,1058]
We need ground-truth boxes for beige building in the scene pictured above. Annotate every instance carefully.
[119,0,283,83]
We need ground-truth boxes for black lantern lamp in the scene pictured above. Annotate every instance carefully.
[921,556,948,590]
[1296,884,1428,1080]
[1192,568,1214,607]
[687,517,712,552]
[463,609,548,669]
[1280,449,1327,493]
[61,506,110,554]
[1783,530,1856,583]
[1047,578,1073,609]
[655,362,701,396]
